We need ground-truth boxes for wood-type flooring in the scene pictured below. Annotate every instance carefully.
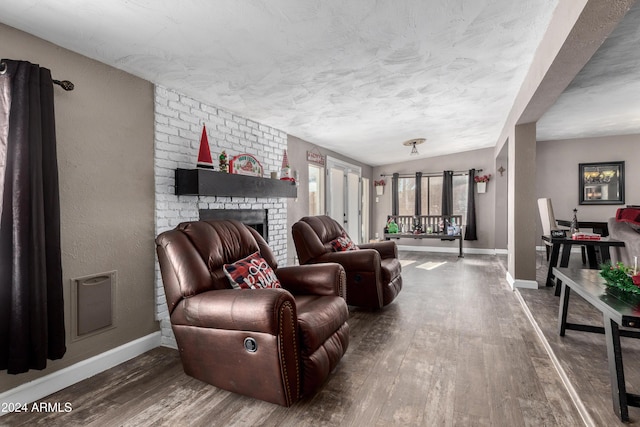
[517,251,640,426]
[1,252,584,426]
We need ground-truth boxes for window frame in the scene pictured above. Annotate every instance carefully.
[394,173,468,223]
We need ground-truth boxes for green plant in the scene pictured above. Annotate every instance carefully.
[600,262,639,294]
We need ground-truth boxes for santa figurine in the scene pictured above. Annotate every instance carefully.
[280,150,295,182]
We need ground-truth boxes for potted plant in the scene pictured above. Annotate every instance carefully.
[474,174,491,193]
[374,179,386,196]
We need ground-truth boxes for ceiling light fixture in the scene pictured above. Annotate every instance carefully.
[403,138,426,156]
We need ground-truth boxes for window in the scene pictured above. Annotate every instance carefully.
[452,175,468,218]
[420,176,442,215]
[308,164,324,216]
[396,174,468,222]
[398,177,415,215]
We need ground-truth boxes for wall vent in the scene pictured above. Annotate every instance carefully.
[71,271,116,340]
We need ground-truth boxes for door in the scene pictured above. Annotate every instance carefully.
[361,177,370,242]
[326,157,362,244]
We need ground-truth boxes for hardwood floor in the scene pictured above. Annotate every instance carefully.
[518,251,640,426]
[1,252,583,426]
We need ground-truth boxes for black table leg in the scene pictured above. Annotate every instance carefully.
[458,237,463,257]
[558,283,570,336]
[604,315,629,422]
[586,246,598,269]
[546,242,561,287]
[554,244,572,296]
[559,244,572,267]
[601,246,612,265]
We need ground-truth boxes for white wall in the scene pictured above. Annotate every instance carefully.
[154,86,288,347]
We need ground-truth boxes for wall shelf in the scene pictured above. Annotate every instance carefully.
[175,168,297,198]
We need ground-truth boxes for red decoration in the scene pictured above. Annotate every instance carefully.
[229,153,263,176]
[223,251,281,289]
[474,174,491,183]
[616,208,640,226]
[280,149,294,182]
[197,125,214,169]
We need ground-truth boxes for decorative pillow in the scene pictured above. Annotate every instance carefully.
[616,208,640,226]
[223,251,281,289]
[330,232,359,252]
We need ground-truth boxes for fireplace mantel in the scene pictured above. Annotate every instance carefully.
[175,168,297,198]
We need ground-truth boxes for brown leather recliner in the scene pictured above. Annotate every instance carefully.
[156,219,349,407]
[292,215,402,309]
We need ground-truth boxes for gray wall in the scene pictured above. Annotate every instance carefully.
[1,24,157,392]
[536,134,640,240]
[287,135,373,265]
[372,147,496,250]
[494,143,509,250]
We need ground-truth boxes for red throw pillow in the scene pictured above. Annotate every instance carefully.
[330,232,359,252]
[223,251,282,289]
[616,208,640,226]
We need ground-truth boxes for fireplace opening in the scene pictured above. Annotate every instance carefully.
[199,209,269,241]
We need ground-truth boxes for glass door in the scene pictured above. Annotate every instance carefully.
[361,177,370,242]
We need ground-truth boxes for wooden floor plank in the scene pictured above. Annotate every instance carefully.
[518,252,640,426]
[1,253,585,426]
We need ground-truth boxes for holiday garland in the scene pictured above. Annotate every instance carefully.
[599,262,640,294]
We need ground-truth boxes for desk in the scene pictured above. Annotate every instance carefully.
[542,235,625,296]
[556,219,609,237]
[554,267,640,422]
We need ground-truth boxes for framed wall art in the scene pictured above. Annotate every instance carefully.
[579,161,625,205]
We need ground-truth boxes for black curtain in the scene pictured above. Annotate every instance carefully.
[415,172,422,215]
[465,169,478,240]
[441,170,453,216]
[391,173,399,216]
[0,59,65,374]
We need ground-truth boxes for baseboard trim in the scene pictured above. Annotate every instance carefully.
[0,332,161,413]
[505,272,538,290]
[495,248,508,255]
[514,290,594,427]
[397,245,496,255]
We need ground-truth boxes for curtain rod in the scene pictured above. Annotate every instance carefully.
[0,61,74,91]
[380,168,483,178]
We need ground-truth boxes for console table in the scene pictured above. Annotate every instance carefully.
[542,235,625,295]
[554,267,640,422]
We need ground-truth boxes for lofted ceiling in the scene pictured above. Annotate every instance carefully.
[0,1,636,166]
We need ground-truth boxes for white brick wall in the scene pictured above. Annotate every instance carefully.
[154,85,289,348]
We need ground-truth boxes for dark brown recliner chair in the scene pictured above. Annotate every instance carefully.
[292,215,402,309]
[156,219,349,407]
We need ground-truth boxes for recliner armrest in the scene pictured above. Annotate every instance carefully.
[358,240,398,259]
[277,263,346,298]
[312,249,381,271]
[170,288,296,334]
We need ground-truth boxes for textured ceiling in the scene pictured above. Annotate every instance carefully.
[2,0,629,166]
[537,1,640,142]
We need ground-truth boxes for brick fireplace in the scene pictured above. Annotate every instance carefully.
[154,86,288,347]
[199,208,269,240]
